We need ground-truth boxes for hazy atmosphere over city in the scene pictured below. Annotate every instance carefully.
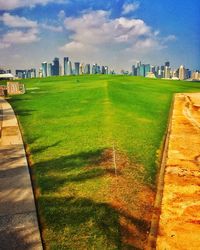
[0,0,199,72]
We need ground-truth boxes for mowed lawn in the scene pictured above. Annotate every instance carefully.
[9,75,200,249]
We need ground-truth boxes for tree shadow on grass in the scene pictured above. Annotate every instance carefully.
[39,195,147,250]
[31,140,63,155]
[33,149,107,193]
[39,195,121,249]
[30,148,151,249]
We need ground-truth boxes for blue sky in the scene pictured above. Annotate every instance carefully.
[0,0,199,73]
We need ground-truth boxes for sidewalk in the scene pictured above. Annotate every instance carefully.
[0,97,43,250]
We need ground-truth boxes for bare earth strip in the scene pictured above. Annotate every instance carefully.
[156,93,200,250]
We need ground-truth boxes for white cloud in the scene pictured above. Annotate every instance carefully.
[0,13,38,28]
[58,10,66,20]
[0,28,39,48]
[59,10,176,68]
[61,10,156,51]
[162,35,177,42]
[41,23,63,32]
[122,2,140,15]
[62,11,152,47]
[0,0,67,10]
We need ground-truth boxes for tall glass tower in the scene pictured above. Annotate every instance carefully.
[52,57,59,76]
[74,62,80,75]
[42,62,48,77]
[84,64,90,74]
[66,61,72,75]
[64,57,69,75]
[48,63,52,76]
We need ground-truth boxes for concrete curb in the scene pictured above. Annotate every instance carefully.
[0,97,43,250]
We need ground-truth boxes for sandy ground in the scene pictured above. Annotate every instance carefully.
[156,93,200,250]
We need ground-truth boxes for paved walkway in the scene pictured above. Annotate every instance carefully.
[0,97,43,250]
[156,93,200,250]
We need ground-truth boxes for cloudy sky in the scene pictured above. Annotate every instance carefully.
[0,0,199,73]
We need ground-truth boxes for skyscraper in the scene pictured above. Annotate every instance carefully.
[52,57,59,76]
[42,62,48,77]
[101,66,106,74]
[139,64,145,77]
[66,61,72,75]
[80,63,84,74]
[165,61,170,67]
[164,66,171,78]
[64,57,69,75]
[105,66,109,74]
[136,61,141,76]
[84,64,90,74]
[48,63,53,76]
[136,61,141,68]
[16,70,27,78]
[27,68,36,78]
[92,64,97,74]
[144,64,150,76]
[179,65,186,80]
[160,65,165,78]
[132,65,136,76]
[74,62,80,75]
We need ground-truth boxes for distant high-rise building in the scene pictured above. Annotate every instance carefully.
[186,69,191,79]
[136,61,141,68]
[38,68,42,78]
[84,64,90,74]
[0,68,11,74]
[64,57,69,75]
[172,69,179,78]
[80,63,84,74]
[151,66,156,74]
[139,64,150,77]
[155,66,159,77]
[136,61,141,76]
[16,68,36,78]
[105,66,109,74]
[132,65,136,76]
[92,64,97,74]
[59,65,62,76]
[27,68,36,78]
[191,71,200,81]
[42,62,48,77]
[165,61,170,67]
[102,66,106,74]
[139,64,145,76]
[52,57,59,76]
[179,65,186,80]
[74,62,80,75]
[48,63,53,76]
[66,61,72,75]
[144,64,150,76]
[97,65,101,74]
[160,65,165,78]
[164,66,171,78]
[16,70,27,78]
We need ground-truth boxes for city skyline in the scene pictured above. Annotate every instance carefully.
[11,56,199,81]
[0,0,200,73]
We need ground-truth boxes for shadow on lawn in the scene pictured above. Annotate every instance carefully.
[33,149,149,249]
[39,196,121,249]
[34,149,106,193]
[39,195,146,250]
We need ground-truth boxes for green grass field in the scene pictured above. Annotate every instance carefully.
[9,75,200,249]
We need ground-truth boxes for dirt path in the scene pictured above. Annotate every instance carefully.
[156,93,200,250]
